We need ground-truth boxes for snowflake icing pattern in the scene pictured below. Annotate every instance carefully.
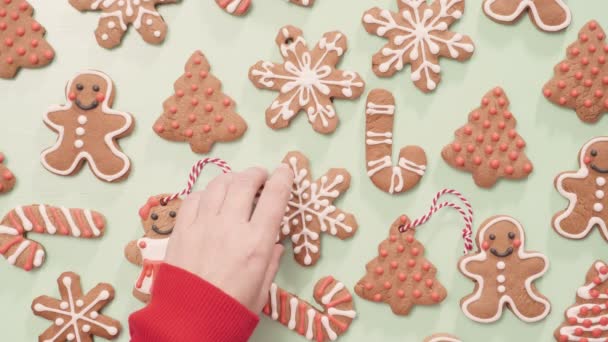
[31,272,121,342]
[362,0,475,92]
[249,26,365,134]
[280,151,358,266]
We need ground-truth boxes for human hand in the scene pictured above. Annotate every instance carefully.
[164,164,294,313]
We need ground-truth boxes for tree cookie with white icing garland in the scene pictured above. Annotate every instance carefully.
[553,137,608,241]
[69,0,178,49]
[362,0,475,93]
[554,260,608,341]
[459,215,550,323]
[216,0,314,16]
[424,334,462,342]
[31,272,121,342]
[483,0,571,32]
[41,70,134,183]
[249,25,365,134]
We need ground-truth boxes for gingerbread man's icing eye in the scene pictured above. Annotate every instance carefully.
[591,149,598,157]
[284,37,294,45]
[150,213,158,220]
[169,211,176,218]
[489,234,496,240]
[92,84,100,92]
[508,232,515,239]
[76,83,84,91]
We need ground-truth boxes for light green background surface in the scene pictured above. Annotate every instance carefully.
[1,0,607,341]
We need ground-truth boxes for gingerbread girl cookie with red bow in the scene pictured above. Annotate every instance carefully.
[41,70,134,183]
[459,215,550,323]
[483,0,571,32]
[125,194,181,303]
[553,137,608,241]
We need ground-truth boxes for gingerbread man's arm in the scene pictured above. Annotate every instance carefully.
[459,254,489,278]
[103,113,133,135]
[44,109,73,127]
[124,240,143,266]
[67,0,99,11]
[556,172,585,193]
[519,254,548,276]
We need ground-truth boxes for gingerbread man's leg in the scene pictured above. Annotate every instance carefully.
[134,6,167,45]
[554,207,593,239]
[508,287,550,321]
[41,144,83,176]
[95,13,127,49]
[461,290,501,321]
[86,143,130,182]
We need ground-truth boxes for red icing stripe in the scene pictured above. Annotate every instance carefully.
[50,207,69,235]
[297,302,307,336]
[0,236,23,254]
[325,294,352,308]
[24,206,43,233]
[72,209,92,238]
[279,291,288,324]
[92,212,105,230]
[316,276,334,298]
[328,314,348,332]
[315,314,323,342]
[8,211,24,234]
[262,303,271,315]
[23,242,37,271]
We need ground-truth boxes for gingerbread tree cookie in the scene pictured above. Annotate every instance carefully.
[69,0,177,49]
[216,0,314,16]
[0,204,105,271]
[362,0,475,93]
[41,70,134,183]
[153,51,247,154]
[543,20,608,123]
[483,0,571,32]
[0,153,15,194]
[32,272,121,342]
[459,216,551,323]
[442,87,533,188]
[263,276,356,341]
[249,25,365,134]
[355,215,447,315]
[554,260,608,341]
[553,136,608,241]
[0,0,55,78]
[280,151,357,266]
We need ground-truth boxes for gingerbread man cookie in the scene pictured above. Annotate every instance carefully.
[553,137,608,241]
[125,194,181,303]
[483,0,571,32]
[424,334,462,342]
[69,0,177,49]
[459,215,550,323]
[0,153,15,194]
[249,25,365,134]
[41,70,134,183]
[216,0,314,16]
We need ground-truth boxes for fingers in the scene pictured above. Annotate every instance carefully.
[198,173,233,217]
[252,164,294,244]
[221,167,269,221]
[172,192,202,235]
[255,244,284,312]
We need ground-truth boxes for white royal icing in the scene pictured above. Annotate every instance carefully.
[483,0,571,32]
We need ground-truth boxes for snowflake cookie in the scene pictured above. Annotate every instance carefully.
[280,151,358,266]
[249,25,365,134]
[31,272,121,342]
[216,0,314,16]
[69,0,178,49]
[362,0,475,93]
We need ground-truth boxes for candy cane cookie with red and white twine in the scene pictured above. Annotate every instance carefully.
[365,89,427,194]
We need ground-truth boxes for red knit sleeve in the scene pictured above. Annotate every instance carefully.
[129,263,259,342]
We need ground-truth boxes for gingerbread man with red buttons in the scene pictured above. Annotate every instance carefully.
[40,70,134,182]
[554,137,608,241]
[459,216,551,323]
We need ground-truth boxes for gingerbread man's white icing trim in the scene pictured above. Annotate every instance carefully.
[40,70,132,182]
[554,137,608,240]
[459,216,550,323]
[483,0,571,32]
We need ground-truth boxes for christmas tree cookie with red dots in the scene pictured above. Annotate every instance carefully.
[442,87,533,188]
[153,51,247,154]
[0,0,55,78]
[543,20,608,123]
[355,215,447,316]
[0,153,15,194]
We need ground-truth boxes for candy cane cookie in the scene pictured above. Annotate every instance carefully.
[365,89,426,194]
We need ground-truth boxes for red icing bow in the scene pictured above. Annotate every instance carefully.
[139,196,160,220]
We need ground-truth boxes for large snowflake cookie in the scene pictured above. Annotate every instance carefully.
[483,0,571,32]
[216,0,314,16]
[459,215,550,323]
[31,272,121,342]
[280,151,358,266]
[69,0,178,49]
[41,70,134,182]
[249,25,365,134]
[553,137,608,241]
[362,0,475,93]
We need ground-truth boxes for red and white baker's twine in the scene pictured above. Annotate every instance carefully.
[161,158,232,204]
[398,189,474,254]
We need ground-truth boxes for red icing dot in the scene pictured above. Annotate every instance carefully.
[214,115,223,123]
[592,67,600,75]
[206,88,214,96]
[476,134,484,143]
[176,89,184,97]
[228,125,237,134]
[30,39,38,48]
[482,120,491,129]
[568,317,577,325]
[16,47,25,56]
[452,143,462,152]
[590,21,598,30]
[455,156,465,167]
[191,98,199,106]
[171,121,179,129]
[422,263,431,272]
[202,124,212,134]
[4,37,12,46]
[498,98,506,107]
[505,166,514,175]
[0,22,6,31]
[509,151,519,161]
[153,124,165,133]
[413,273,422,282]
[0,153,5,163]
[557,80,566,89]
[580,307,589,316]
[373,294,382,302]
[185,72,192,78]
[570,89,579,97]
[397,244,405,253]
[570,47,580,56]
[489,107,497,115]
[138,241,147,248]
[398,273,407,281]
[396,290,405,298]
[584,79,593,87]
[44,50,53,60]
[193,57,202,65]
[95,93,105,103]
[364,283,373,290]
[463,126,472,135]
[389,235,397,242]
[490,160,500,169]
[581,33,589,42]
[471,111,480,120]
[379,249,388,257]
[18,2,27,11]
[600,266,608,274]
[523,163,533,173]
[599,55,606,64]
[405,235,414,243]
[594,276,602,285]
[2,170,12,180]
[516,139,526,149]
[575,72,583,80]
[491,133,500,142]
[199,70,208,78]
[592,305,602,315]
[601,316,608,325]
[375,266,384,275]
[589,44,597,53]
[28,54,38,64]
[184,129,193,138]
[410,247,419,256]
[473,156,482,165]
[413,290,422,299]
[485,145,493,155]
[559,97,567,105]
[481,98,489,106]
[583,319,592,328]
[223,98,231,107]
[16,27,24,36]
[543,89,552,97]
[431,292,441,302]
[466,144,475,153]
[493,88,502,96]
[559,63,570,72]
[68,92,76,101]
[592,329,602,338]
[499,143,508,152]
[10,11,18,20]
[503,111,512,120]
[191,84,199,91]
[582,57,590,65]
[205,104,213,112]
[31,22,40,31]
[0,9,5,17]
[498,122,506,130]
[596,90,604,98]
[425,279,434,288]
[383,281,391,290]
[584,99,593,108]
[390,261,398,269]
[407,259,416,268]
[169,106,177,114]
[508,130,517,139]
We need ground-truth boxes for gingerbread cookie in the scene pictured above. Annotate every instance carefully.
[216,0,314,16]
[69,0,177,49]
[355,215,447,315]
[442,87,533,188]
[32,272,121,342]
[483,0,571,32]
[153,51,247,154]
[543,20,608,123]
[0,204,105,271]
[459,216,550,323]
[554,260,608,341]
[553,137,608,241]
[0,153,15,194]
[41,70,134,183]
[0,0,55,78]
[362,0,475,93]
[125,194,181,303]
[365,89,426,194]
[280,151,357,266]
[424,334,462,342]
[249,25,365,134]
[263,276,355,342]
